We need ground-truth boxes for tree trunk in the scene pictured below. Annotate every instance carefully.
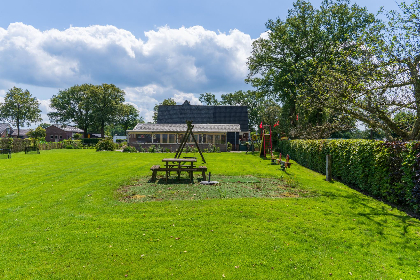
[101,120,105,138]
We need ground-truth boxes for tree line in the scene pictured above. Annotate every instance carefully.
[0,84,142,138]
[245,0,420,140]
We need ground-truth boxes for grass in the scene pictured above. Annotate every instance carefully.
[118,175,314,202]
[1,149,419,279]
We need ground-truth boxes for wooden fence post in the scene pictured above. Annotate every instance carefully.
[326,154,332,181]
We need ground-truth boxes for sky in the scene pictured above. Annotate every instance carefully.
[0,0,402,126]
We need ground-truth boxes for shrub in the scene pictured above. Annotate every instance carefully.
[63,139,82,149]
[73,133,82,140]
[227,142,232,152]
[278,139,420,213]
[148,145,156,153]
[95,138,116,151]
[122,145,137,153]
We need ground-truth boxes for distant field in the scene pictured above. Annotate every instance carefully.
[0,150,419,279]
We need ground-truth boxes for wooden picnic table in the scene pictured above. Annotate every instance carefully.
[150,158,207,183]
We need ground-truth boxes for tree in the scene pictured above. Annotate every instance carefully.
[199,93,220,105]
[309,0,420,140]
[153,98,176,123]
[246,0,376,138]
[49,84,126,138]
[118,104,141,131]
[48,84,95,138]
[91,84,125,138]
[220,90,268,131]
[0,87,42,137]
[38,123,51,129]
[105,104,143,136]
[27,126,46,140]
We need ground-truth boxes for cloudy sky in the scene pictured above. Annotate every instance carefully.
[0,0,400,125]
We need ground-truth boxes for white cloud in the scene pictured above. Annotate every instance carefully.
[0,23,255,125]
[0,23,253,93]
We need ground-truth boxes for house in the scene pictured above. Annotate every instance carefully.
[127,100,249,151]
[45,124,83,142]
[0,123,13,138]
[11,129,31,139]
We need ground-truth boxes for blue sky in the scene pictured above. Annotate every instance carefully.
[0,0,402,124]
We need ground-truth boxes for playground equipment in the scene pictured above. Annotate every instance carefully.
[259,124,272,158]
[174,120,206,163]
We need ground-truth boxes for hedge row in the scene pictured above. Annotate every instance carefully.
[0,138,63,153]
[278,140,420,213]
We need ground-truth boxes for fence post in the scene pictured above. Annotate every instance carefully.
[326,154,332,181]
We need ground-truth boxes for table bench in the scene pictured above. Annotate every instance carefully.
[151,158,207,182]
[25,146,40,154]
[0,148,11,159]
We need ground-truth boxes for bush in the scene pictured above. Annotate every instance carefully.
[278,139,420,213]
[148,145,156,153]
[227,142,232,152]
[63,139,82,149]
[82,138,102,145]
[95,138,116,151]
[122,145,137,153]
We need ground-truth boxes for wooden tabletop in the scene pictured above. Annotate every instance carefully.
[162,158,197,162]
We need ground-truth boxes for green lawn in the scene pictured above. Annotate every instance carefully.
[1,150,419,279]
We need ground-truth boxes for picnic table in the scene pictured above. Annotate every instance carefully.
[150,158,207,183]
[0,148,11,159]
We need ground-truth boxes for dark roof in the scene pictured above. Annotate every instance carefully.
[156,101,249,132]
[130,123,241,133]
[49,124,83,133]
[11,129,31,136]
[0,123,13,134]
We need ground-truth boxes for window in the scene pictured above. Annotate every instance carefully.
[215,135,221,144]
[162,134,168,143]
[169,134,176,143]
[59,135,63,139]
[136,134,152,143]
[221,134,226,144]
[55,135,58,139]
[177,134,184,143]
[199,134,206,144]
[50,135,53,139]
[153,134,161,143]
[206,134,213,144]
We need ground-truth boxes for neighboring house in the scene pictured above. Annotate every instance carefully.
[127,100,249,151]
[45,124,83,142]
[11,129,31,139]
[113,135,127,143]
[0,123,13,138]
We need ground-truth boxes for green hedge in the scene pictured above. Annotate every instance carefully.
[81,138,102,145]
[278,140,420,213]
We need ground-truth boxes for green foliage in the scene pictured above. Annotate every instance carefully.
[153,98,176,123]
[62,139,82,149]
[227,142,232,152]
[309,1,420,140]
[198,93,220,105]
[278,139,420,213]
[95,138,116,151]
[246,0,374,137]
[0,87,42,137]
[72,133,82,140]
[81,138,101,145]
[148,145,156,153]
[122,145,137,153]
[27,126,46,140]
[38,123,50,129]
[48,84,126,138]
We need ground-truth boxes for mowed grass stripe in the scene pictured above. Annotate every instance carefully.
[0,149,419,279]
